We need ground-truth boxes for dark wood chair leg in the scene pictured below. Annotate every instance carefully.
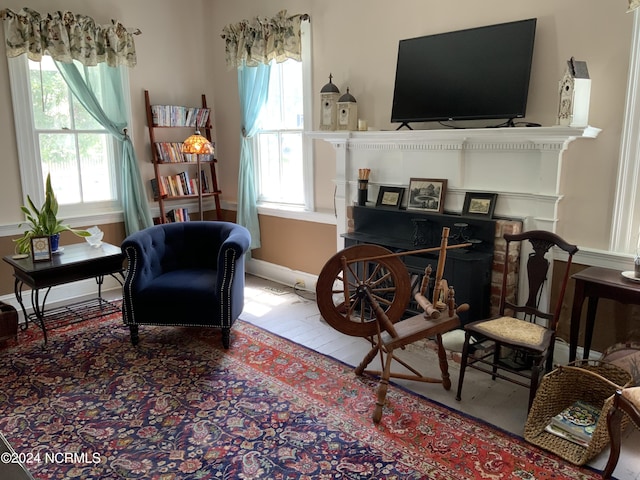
[129,325,139,346]
[221,327,230,349]
[603,400,625,479]
[456,331,471,401]
[528,359,542,412]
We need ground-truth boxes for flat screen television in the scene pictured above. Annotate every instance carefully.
[390,18,537,128]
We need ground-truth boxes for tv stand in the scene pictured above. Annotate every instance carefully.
[395,122,413,130]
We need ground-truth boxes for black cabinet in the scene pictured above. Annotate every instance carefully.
[343,206,495,325]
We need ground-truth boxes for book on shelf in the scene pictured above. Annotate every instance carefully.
[544,400,600,447]
[159,172,200,197]
[166,208,190,223]
[200,165,217,194]
[151,105,211,128]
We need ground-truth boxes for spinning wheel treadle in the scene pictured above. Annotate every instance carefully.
[315,244,411,338]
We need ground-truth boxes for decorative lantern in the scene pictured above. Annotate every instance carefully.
[337,88,358,131]
[320,74,340,131]
[557,57,591,127]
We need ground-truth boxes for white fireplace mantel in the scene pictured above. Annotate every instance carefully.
[309,125,601,250]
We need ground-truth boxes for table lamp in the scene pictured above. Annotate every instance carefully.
[182,130,214,220]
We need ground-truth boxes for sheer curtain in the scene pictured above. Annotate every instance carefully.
[55,62,153,235]
[222,10,308,251]
[237,62,271,250]
[1,7,151,235]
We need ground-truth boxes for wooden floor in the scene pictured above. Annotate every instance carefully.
[240,274,640,480]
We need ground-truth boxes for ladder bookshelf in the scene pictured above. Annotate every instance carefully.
[144,89,222,223]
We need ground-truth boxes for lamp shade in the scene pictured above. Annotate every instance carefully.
[182,131,214,155]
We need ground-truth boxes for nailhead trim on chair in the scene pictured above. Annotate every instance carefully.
[219,247,237,328]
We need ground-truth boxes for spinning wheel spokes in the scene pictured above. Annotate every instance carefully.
[316,244,411,338]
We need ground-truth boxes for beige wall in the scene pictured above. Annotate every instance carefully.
[0,1,635,297]
[210,0,633,253]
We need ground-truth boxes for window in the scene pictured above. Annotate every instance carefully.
[254,21,312,210]
[611,10,640,255]
[8,55,121,217]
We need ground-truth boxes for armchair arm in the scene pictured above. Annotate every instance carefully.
[217,224,251,327]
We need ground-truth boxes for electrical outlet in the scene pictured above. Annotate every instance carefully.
[295,278,306,289]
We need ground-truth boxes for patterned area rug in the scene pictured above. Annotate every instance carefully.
[0,311,602,479]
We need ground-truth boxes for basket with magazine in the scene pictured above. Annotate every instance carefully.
[524,360,633,465]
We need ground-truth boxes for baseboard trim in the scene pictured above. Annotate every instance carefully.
[246,258,317,292]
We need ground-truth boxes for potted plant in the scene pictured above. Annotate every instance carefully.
[14,174,90,254]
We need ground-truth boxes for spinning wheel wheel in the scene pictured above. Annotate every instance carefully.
[315,244,411,338]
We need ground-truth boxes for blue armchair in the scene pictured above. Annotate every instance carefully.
[121,221,251,348]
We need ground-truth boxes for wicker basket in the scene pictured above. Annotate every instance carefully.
[524,360,633,465]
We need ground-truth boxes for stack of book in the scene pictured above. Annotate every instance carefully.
[544,400,600,447]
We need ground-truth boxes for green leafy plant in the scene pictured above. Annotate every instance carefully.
[14,173,90,254]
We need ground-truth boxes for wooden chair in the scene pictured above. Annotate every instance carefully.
[455,230,579,411]
[603,386,640,479]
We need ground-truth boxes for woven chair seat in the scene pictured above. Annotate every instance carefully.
[467,316,549,349]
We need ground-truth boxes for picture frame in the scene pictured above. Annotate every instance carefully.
[462,192,498,218]
[375,186,404,209]
[30,236,52,262]
[407,178,447,213]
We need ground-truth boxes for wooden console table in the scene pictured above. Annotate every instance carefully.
[569,266,640,362]
[2,242,124,345]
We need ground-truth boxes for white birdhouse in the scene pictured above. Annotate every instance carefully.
[337,88,358,131]
[320,74,340,131]
[557,58,591,128]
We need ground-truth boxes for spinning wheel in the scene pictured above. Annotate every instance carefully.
[316,228,470,423]
[315,244,411,338]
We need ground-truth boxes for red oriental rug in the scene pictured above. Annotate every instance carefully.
[0,310,602,479]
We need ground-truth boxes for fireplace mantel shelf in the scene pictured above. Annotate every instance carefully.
[310,124,601,251]
[308,125,601,150]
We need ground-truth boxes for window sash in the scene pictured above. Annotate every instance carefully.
[8,55,121,216]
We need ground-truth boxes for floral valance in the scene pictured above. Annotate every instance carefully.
[0,8,139,67]
[221,10,308,69]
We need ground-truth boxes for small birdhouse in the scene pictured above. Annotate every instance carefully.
[337,88,358,131]
[557,58,591,128]
[320,74,340,131]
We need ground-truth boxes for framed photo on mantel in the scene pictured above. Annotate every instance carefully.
[407,178,447,213]
[375,186,404,209]
[462,192,497,218]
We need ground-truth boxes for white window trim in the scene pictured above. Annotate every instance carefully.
[7,56,43,207]
[301,19,314,212]
[7,55,126,219]
[255,20,314,213]
[611,9,640,254]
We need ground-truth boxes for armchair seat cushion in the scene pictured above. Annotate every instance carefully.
[138,269,218,302]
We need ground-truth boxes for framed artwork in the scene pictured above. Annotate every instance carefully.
[375,186,404,209]
[462,192,498,218]
[30,236,52,262]
[407,178,447,213]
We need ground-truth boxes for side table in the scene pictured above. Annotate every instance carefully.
[2,242,124,345]
[569,266,640,362]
